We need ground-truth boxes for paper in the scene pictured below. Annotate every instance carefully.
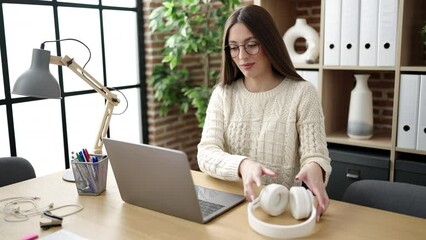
[41,230,88,240]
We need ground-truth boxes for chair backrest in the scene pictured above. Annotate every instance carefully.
[343,180,426,219]
[0,157,36,187]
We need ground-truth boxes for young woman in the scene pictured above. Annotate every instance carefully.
[197,5,331,221]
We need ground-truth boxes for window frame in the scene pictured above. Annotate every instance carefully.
[0,0,148,174]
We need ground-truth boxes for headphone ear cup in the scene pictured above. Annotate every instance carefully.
[260,184,289,216]
[289,187,313,220]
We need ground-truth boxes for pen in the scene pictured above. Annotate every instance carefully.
[75,152,81,162]
[83,148,91,162]
[20,234,38,240]
[79,151,86,162]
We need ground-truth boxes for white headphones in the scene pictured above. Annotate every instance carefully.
[247,184,317,239]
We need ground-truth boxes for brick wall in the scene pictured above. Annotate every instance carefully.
[143,1,199,169]
[142,0,393,170]
[143,1,252,169]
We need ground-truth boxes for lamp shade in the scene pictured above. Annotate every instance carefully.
[12,48,61,99]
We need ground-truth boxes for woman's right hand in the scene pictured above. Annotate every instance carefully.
[239,159,277,201]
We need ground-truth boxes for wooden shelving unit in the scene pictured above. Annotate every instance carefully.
[255,0,426,181]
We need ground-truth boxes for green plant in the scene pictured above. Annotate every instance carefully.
[148,0,240,127]
[150,64,191,115]
[421,23,426,44]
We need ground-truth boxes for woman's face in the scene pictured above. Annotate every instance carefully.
[227,23,272,80]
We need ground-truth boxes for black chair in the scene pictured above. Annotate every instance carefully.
[343,180,426,219]
[0,157,36,187]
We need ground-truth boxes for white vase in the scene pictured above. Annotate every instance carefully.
[347,74,374,139]
[283,18,320,64]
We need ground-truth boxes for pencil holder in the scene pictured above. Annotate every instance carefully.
[71,155,108,195]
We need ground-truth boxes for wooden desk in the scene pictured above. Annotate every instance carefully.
[1,169,425,240]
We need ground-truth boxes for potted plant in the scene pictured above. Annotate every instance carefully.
[421,23,426,45]
[148,0,240,127]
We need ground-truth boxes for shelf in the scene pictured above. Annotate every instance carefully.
[396,148,426,155]
[400,66,426,72]
[294,63,320,70]
[256,0,426,186]
[326,129,392,150]
[322,66,396,71]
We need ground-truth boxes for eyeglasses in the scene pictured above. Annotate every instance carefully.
[225,41,261,58]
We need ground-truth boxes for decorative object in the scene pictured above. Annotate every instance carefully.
[283,18,320,64]
[12,39,120,181]
[347,74,374,139]
[421,23,426,65]
[421,23,426,45]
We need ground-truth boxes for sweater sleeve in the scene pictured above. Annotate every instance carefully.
[296,83,332,185]
[197,86,246,181]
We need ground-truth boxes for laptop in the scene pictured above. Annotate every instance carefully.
[103,138,245,224]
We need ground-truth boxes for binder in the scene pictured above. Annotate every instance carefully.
[416,75,426,151]
[296,70,304,79]
[377,0,398,66]
[359,0,379,66]
[323,0,342,66]
[303,70,319,91]
[340,0,360,66]
[397,74,420,149]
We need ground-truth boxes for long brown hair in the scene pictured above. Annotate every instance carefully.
[220,5,303,85]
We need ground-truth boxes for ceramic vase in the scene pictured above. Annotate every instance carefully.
[347,74,373,139]
[283,18,320,64]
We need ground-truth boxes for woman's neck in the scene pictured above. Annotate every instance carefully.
[243,74,283,92]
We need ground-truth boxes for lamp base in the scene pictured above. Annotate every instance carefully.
[62,168,75,182]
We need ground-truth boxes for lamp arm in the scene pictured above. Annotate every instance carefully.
[50,55,120,154]
[93,102,115,154]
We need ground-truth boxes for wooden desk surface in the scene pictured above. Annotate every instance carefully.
[1,169,425,240]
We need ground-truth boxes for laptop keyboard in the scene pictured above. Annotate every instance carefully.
[199,200,225,217]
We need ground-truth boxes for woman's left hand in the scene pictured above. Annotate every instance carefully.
[295,162,329,222]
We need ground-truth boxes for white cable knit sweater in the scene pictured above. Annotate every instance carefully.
[197,78,331,188]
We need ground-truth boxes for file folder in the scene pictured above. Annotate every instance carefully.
[303,70,319,91]
[359,0,379,66]
[323,0,342,66]
[417,75,426,151]
[397,74,420,149]
[340,0,360,66]
[296,70,304,79]
[377,0,398,66]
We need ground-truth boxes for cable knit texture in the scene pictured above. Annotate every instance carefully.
[197,78,331,188]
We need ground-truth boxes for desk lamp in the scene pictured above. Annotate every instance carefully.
[12,39,120,181]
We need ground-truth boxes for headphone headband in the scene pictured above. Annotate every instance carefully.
[247,185,317,239]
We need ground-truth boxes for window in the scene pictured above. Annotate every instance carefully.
[0,0,146,176]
